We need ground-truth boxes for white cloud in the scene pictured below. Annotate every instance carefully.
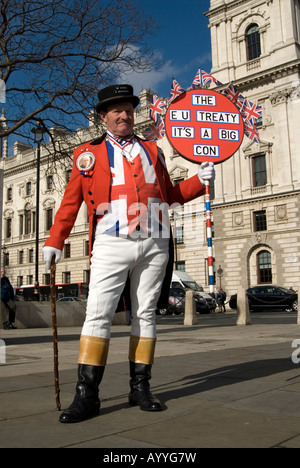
[118,59,176,96]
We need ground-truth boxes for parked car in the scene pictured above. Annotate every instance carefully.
[229,286,298,312]
[172,270,216,312]
[158,287,210,315]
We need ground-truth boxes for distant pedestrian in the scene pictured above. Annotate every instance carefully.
[216,288,226,313]
[1,268,17,329]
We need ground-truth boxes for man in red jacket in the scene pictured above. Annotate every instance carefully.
[43,84,215,423]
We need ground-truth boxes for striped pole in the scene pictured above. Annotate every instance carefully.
[205,180,214,294]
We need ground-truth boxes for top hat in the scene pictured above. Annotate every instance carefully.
[95,84,140,113]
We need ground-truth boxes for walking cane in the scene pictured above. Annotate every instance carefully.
[50,257,61,411]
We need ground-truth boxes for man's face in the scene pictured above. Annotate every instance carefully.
[1,268,4,278]
[100,102,134,137]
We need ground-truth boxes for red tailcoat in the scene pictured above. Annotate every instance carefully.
[44,135,205,308]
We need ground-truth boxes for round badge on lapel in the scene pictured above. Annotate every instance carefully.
[76,152,95,172]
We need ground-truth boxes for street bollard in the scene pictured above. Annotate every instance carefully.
[184,290,198,326]
[236,288,251,325]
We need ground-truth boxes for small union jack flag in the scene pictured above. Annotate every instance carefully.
[201,70,222,87]
[192,69,203,89]
[241,99,263,125]
[168,79,185,106]
[222,83,246,111]
[142,117,165,141]
[244,120,260,144]
[150,95,165,123]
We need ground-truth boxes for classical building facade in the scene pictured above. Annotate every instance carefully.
[1,0,299,296]
[205,0,300,293]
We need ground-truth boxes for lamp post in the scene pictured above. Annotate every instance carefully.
[31,121,46,301]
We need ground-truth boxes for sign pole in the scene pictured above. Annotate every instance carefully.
[205,179,214,295]
[164,88,244,297]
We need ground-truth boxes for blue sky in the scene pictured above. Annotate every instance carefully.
[120,0,212,99]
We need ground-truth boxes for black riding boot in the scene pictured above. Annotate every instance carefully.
[128,361,162,411]
[59,364,105,423]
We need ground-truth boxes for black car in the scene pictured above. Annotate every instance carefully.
[229,286,298,312]
[158,287,210,315]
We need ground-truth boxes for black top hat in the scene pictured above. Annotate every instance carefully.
[95,84,140,113]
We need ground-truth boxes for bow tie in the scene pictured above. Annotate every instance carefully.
[107,131,134,148]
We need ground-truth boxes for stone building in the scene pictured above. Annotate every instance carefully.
[1,0,299,297]
[205,0,300,293]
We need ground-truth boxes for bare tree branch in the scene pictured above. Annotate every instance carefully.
[0,0,160,154]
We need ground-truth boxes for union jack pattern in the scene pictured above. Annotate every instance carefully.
[222,83,245,111]
[192,69,203,89]
[142,117,165,141]
[150,95,165,123]
[241,99,263,125]
[243,120,260,144]
[192,69,222,89]
[201,70,222,87]
[168,79,185,106]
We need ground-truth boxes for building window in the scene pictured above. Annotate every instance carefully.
[63,271,71,283]
[26,182,32,196]
[175,225,184,244]
[175,261,185,271]
[246,24,261,61]
[257,250,272,284]
[252,155,267,187]
[19,250,24,264]
[46,208,53,231]
[28,249,34,263]
[84,269,90,283]
[43,273,50,285]
[47,175,53,190]
[19,214,24,235]
[66,169,72,183]
[27,275,33,285]
[254,210,267,231]
[7,187,12,201]
[84,240,89,256]
[3,252,9,266]
[5,218,12,238]
[17,276,23,287]
[24,210,32,235]
[64,243,71,259]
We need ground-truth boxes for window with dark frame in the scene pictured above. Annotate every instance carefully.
[47,175,53,190]
[63,271,71,283]
[246,24,261,61]
[257,250,272,284]
[175,225,184,244]
[29,248,34,263]
[254,210,267,231]
[26,182,32,196]
[24,210,31,235]
[6,218,11,238]
[64,243,71,259]
[175,261,185,271]
[252,155,267,187]
[46,208,53,231]
[7,187,12,201]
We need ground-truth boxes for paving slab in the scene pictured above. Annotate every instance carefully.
[1,312,300,449]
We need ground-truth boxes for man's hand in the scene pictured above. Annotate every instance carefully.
[198,162,215,185]
[43,246,62,270]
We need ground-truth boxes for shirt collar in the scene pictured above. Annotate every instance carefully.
[106,131,135,148]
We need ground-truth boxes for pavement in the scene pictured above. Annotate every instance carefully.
[1,310,300,449]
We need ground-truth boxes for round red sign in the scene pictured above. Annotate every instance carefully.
[165,89,244,165]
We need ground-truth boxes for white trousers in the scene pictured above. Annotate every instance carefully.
[81,234,169,339]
